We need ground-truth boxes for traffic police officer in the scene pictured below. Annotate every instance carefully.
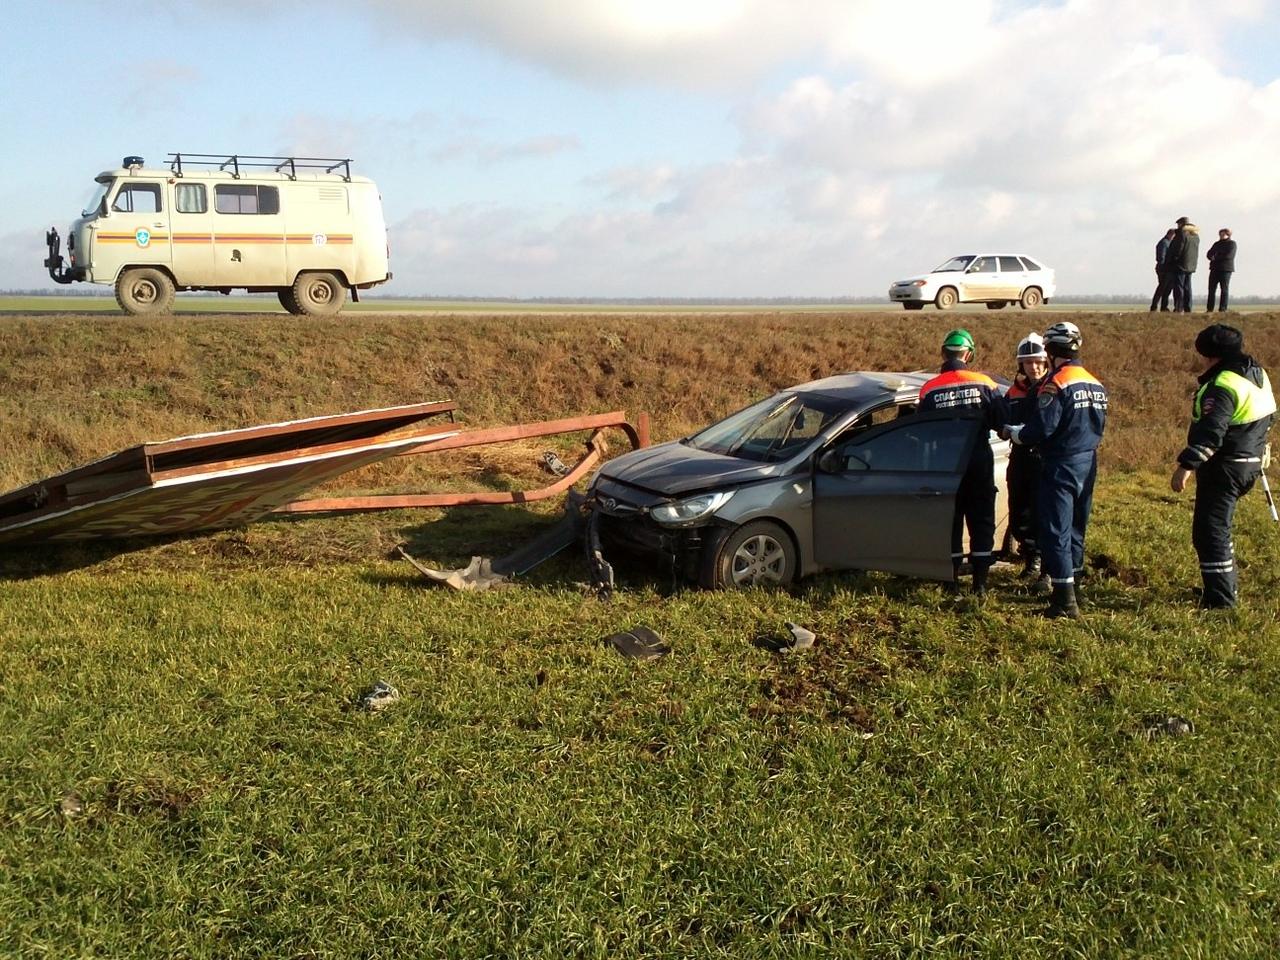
[1002,322,1108,619]
[1170,324,1275,608]
[918,329,1002,595]
[1003,333,1050,589]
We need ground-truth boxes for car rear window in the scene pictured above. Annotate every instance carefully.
[1018,257,1041,271]
[998,256,1024,272]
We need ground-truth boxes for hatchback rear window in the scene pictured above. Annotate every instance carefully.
[998,256,1024,272]
[1018,257,1041,271]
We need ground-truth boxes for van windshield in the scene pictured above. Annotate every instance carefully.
[82,178,113,218]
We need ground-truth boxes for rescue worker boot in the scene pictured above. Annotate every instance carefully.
[971,562,990,598]
[1019,552,1042,580]
[1045,583,1081,620]
[1032,573,1052,596]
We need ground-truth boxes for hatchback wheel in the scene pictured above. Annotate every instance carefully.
[935,287,958,310]
[708,520,797,589]
[1020,287,1043,309]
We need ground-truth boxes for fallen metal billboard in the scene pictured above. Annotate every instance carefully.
[0,402,459,543]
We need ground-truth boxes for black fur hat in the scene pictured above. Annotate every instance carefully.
[1194,323,1244,359]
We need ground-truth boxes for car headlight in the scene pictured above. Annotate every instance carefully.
[912,279,927,287]
[649,490,734,527]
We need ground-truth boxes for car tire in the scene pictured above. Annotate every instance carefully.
[114,267,175,316]
[277,287,304,315]
[1019,287,1043,309]
[985,301,1007,310]
[902,302,925,311]
[706,520,797,589]
[935,287,958,310]
[291,271,348,316]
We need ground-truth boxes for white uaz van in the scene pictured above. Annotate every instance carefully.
[45,153,392,316]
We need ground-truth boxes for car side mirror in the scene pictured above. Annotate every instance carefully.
[816,449,842,474]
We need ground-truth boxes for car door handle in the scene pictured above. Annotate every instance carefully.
[153,221,165,228]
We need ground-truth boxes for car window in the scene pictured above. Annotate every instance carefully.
[836,400,911,440]
[687,392,849,462]
[969,256,997,273]
[112,182,162,214]
[215,184,281,215]
[175,183,207,214]
[998,256,1024,272]
[933,256,973,272]
[1018,257,1041,271]
[837,418,975,473]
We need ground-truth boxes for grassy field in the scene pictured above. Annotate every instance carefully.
[2,312,1278,957]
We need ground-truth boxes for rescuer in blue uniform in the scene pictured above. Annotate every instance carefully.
[918,329,1003,595]
[1170,324,1275,608]
[1003,333,1050,591]
[1002,322,1108,619]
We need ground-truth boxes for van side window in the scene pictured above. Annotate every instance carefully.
[215,184,280,215]
[175,183,207,214]
[112,183,162,214]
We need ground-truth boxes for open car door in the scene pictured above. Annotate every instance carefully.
[811,413,985,580]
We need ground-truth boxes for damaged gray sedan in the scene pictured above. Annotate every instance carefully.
[588,372,1010,589]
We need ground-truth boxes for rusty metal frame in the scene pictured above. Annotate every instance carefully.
[277,411,650,514]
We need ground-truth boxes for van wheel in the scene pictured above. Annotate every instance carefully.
[291,272,348,316]
[115,267,175,316]
[935,287,958,310]
[1020,287,1043,309]
[706,520,797,590]
[277,288,304,315]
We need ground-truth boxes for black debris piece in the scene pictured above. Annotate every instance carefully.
[1143,715,1194,740]
[605,626,670,661]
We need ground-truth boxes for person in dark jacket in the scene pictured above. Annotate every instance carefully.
[1001,322,1108,619]
[1167,216,1200,312]
[1205,228,1236,312]
[1150,228,1177,312]
[1171,324,1275,608]
[918,328,1003,595]
[1002,333,1050,591]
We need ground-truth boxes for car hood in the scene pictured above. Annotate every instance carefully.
[596,440,789,497]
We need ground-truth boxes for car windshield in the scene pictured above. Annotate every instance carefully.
[82,178,113,218]
[685,391,849,462]
[932,255,973,273]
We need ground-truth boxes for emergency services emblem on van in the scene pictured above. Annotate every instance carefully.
[134,228,151,247]
[312,233,327,246]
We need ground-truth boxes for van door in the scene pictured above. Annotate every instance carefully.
[169,181,216,285]
[212,182,286,288]
[99,180,171,273]
[812,415,984,580]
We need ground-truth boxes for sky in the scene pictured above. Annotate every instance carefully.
[3,0,1279,297]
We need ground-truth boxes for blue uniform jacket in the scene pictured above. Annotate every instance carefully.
[1015,360,1107,457]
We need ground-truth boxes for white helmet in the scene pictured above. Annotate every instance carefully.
[1015,332,1048,361]
[1043,321,1082,356]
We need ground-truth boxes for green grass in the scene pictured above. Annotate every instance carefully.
[2,473,1279,957]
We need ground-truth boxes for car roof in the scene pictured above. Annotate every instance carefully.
[786,370,929,405]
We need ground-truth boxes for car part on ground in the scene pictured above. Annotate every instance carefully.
[604,626,670,660]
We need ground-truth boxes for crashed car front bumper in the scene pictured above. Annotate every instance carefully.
[590,476,726,582]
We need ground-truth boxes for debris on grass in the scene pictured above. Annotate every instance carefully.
[1143,715,1194,740]
[360,681,401,712]
[604,626,670,661]
[398,550,510,592]
[754,621,817,654]
[58,791,84,818]
[539,450,571,477]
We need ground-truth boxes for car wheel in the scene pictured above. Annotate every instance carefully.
[114,267,175,316]
[1019,287,1043,309]
[277,287,304,315]
[935,287,958,310]
[902,302,925,311]
[985,301,1007,310]
[708,520,797,589]
[291,271,348,316]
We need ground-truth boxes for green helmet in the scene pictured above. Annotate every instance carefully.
[942,328,976,355]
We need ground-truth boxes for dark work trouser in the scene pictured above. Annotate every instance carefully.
[1192,458,1259,608]
[1174,270,1194,312]
[1006,446,1041,558]
[952,443,996,576]
[1206,269,1232,311]
[1037,452,1097,585]
[1150,268,1173,311]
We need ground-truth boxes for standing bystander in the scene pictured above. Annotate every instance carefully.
[1150,228,1177,312]
[1168,216,1200,312]
[1205,228,1236,312]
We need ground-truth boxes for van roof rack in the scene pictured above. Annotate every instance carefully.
[166,153,352,182]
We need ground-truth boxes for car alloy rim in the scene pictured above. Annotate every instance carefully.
[731,534,787,584]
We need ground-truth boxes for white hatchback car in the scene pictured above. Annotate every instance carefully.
[889,254,1056,311]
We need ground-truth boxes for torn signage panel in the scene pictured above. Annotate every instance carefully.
[0,402,458,544]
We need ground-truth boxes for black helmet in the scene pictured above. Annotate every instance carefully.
[1043,321,1081,358]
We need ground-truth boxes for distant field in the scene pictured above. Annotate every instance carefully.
[5,295,1280,315]
[2,311,1278,957]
